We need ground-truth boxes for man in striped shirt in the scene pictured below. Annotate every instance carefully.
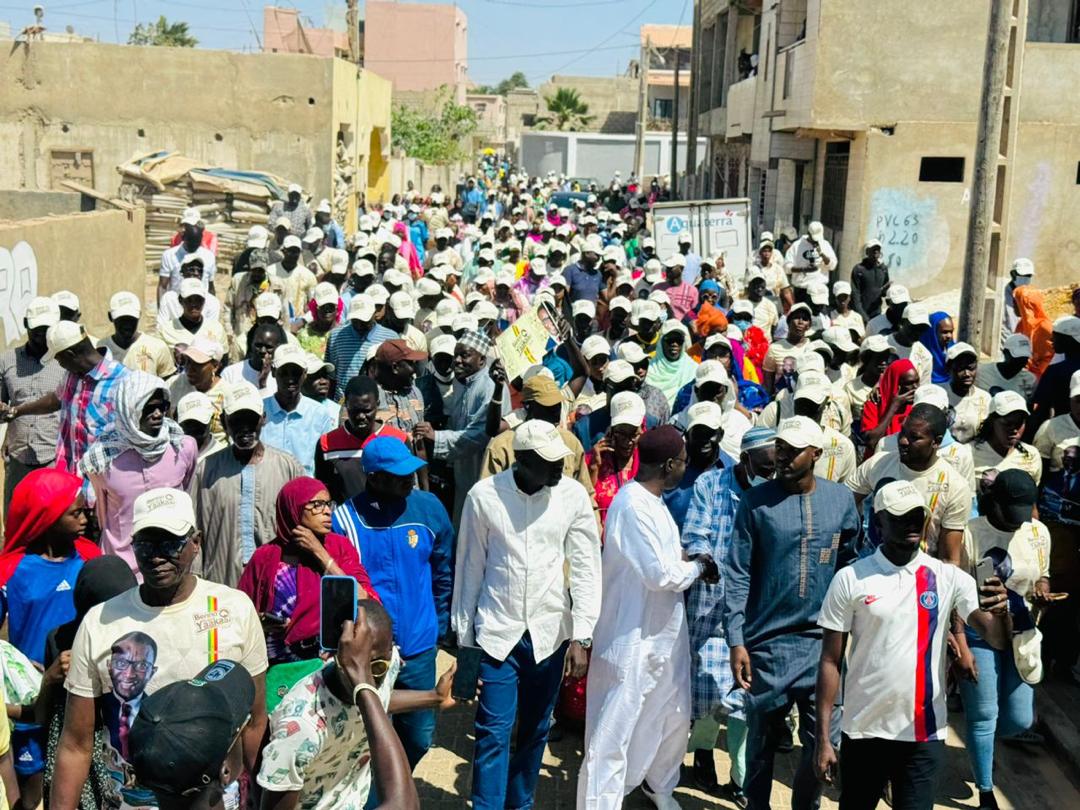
[0,321,127,474]
[324,294,397,400]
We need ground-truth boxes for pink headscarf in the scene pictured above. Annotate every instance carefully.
[393,221,423,278]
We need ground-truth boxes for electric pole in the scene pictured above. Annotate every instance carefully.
[633,36,650,182]
[347,0,360,64]
[670,49,681,200]
[958,0,1011,349]
[685,0,701,200]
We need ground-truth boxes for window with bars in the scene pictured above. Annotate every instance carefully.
[820,142,850,229]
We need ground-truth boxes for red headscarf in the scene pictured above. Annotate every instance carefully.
[392,221,424,278]
[860,358,916,453]
[0,468,100,587]
[275,476,333,542]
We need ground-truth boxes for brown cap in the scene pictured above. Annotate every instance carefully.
[521,375,562,407]
[374,339,427,364]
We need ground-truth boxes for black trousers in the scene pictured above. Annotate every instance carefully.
[839,735,945,810]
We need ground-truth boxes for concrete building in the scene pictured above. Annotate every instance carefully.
[466,93,508,150]
[0,40,394,221]
[628,24,692,130]
[693,0,1080,348]
[363,1,468,103]
[263,6,349,58]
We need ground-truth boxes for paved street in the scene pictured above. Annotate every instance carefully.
[415,651,1078,809]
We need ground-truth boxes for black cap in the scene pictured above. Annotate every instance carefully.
[130,660,255,797]
[74,555,137,615]
[990,469,1038,527]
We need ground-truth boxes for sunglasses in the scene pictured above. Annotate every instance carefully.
[133,534,191,560]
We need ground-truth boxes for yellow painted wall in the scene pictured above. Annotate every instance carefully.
[331,59,393,220]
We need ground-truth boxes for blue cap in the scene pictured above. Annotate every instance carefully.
[361,436,426,476]
[740,425,776,452]
[699,280,721,294]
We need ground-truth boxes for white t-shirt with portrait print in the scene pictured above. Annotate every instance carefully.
[65,577,267,810]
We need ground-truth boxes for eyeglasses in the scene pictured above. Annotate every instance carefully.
[110,656,153,675]
[132,534,191,560]
[304,499,336,514]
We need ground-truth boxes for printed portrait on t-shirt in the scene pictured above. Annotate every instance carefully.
[1041,444,1080,524]
[101,631,160,808]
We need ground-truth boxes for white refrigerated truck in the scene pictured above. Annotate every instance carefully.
[650,198,754,288]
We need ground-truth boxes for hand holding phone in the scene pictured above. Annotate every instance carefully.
[320,575,359,652]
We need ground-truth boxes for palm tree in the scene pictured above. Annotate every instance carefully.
[537,88,595,131]
[128,16,198,47]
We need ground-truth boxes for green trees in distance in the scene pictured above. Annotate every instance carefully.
[474,71,529,96]
[129,16,198,47]
[392,95,478,164]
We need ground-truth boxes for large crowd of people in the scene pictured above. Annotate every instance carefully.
[0,161,1076,810]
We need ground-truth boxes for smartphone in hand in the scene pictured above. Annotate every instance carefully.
[320,575,358,652]
[452,645,484,702]
[974,557,995,589]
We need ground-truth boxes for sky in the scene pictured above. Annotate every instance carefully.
[0,0,689,86]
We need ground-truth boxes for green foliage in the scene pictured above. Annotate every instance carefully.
[536,87,595,132]
[128,16,198,47]
[475,71,530,96]
[391,97,478,164]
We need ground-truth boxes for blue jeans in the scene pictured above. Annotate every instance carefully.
[393,645,438,769]
[471,633,567,810]
[744,691,840,810]
[957,632,1034,791]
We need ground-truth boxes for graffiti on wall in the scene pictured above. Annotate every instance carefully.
[867,188,950,289]
[0,241,39,346]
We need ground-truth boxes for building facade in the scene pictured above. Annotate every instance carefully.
[693,0,1080,348]
[632,24,693,130]
[363,1,468,103]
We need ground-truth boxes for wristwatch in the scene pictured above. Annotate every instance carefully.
[574,638,592,650]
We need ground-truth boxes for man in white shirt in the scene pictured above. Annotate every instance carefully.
[784,221,836,299]
[453,421,601,810]
[578,426,718,810]
[814,480,1009,810]
[158,209,216,302]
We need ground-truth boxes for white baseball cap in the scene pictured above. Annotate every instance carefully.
[609,391,646,427]
[873,480,929,517]
[603,359,636,384]
[664,253,687,268]
[913,384,949,410]
[644,259,664,284]
[316,198,332,214]
[990,390,1029,417]
[176,391,215,425]
[383,268,410,289]
[389,291,417,319]
[832,280,852,297]
[704,333,731,353]
[435,227,454,240]
[861,334,891,354]
[903,303,930,327]
[617,342,647,365]
[473,300,499,322]
[180,337,224,365]
[687,400,724,431]
[630,299,662,326]
[274,215,293,231]
[132,488,197,536]
[416,278,442,298]
[529,257,548,277]
[572,300,596,319]
[313,282,339,308]
[649,290,671,308]
[1002,333,1032,359]
[452,313,479,333]
[548,273,568,290]
[807,221,824,239]
[512,419,572,462]
[25,297,60,329]
[609,295,632,314]
[222,381,264,416]
[677,232,693,245]
[272,343,309,371]
[282,235,303,250]
[42,321,87,363]
[822,326,858,353]
[660,319,689,340]
[51,290,80,312]
[776,415,825,449]
[287,183,303,195]
[886,285,911,305]
[352,258,376,278]
[348,294,376,321]
[946,341,977,363]
[1054,316,1080,340]
[695,359,729,388]
[180,207,201,226]
[794,381,831,405]
[429,334,457,358]
[178,278,207,301]
[744,267,766,284]
[494,272,515,289]
[808,284,830,306]
[581,335,611,360]
[246,225,270,249]
[305,353,334,376]
[731,299,754,317]
[254,292,282,319]
[582,234,604,254]
[1011,258,1035,276]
